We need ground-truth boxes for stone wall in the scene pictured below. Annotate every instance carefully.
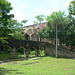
[22,22,47,41]
[0,39,75,58]
[45,45,75,58]
[0,39,46,57]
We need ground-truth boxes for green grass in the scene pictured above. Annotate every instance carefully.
[0,52,10,60]
[0,52,75,75]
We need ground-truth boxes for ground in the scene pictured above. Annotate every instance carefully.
[0,52,75,75]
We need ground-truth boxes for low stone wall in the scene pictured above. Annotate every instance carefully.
[45,46,75,58]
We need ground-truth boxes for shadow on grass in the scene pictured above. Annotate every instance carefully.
[40,54,56,58]
[16,72,25,74]
[0,52,73,65]
[0,68,11,75]
[22,61,39,65]
[40,54,74,60]
[0,56,40,65]
[0,67,25,75]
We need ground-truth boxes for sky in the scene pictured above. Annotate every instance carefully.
[7,0,72,26]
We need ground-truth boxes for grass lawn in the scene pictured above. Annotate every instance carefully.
[0,53,75,75]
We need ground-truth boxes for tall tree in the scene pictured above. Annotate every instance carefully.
[65,0,75,51]
[0,0,14,43]
[68,0,75,15]
[9,20,28,39]
[38,11,66,46]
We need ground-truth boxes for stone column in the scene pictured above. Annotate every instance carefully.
[30,34,33,41]
[43,46,48,56]
[10,47,16,58]
[24,48,29,57]
[35,48,39,57]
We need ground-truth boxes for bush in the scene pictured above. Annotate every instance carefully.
[29,50,45,56]
[29,51,35,55]
[16,48,24,54]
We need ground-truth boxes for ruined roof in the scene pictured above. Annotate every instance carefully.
[23,22,47,28]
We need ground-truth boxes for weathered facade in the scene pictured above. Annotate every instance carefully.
[22,22,47,41]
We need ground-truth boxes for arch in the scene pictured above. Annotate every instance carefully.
[20,46,26,50]
[38,45,45,56]
[4,45,11,53]
[16,46,25,54]
[5,45,11,49]
[24,34,30,40]
[32,47,40,56]
[17,46,29,58]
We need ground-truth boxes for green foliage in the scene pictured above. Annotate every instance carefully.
[0,0,28,42]
[8,20,28,39]
[16,48,24,54]
[0,0,14,43]
[0,52,10,60]
[9,27,24,39]
[65,0,75,50]
[38,10,75,51]
[8,19,28,39]
[46,11,66,24]
[38,22,55,40]
[39,11,66,45]
[0,37,8,44]
[65,18,75,49]
[68,0,75,15]
[29,51,35,55]
[29,49,44,56]
[33,21,38,24]
[35,15,45,23]
[21,20,28,24]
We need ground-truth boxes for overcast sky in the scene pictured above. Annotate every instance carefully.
[7,0,72,26]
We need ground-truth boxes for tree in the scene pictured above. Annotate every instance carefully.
[35,15,45,41]
[39,11,66,46]
[8,20,28,40]
[0,0,14,43]
[38,22,55,43]
[9,28,24,39]
[68,0,75,15]
[35,15,45,23]
[33,21,38,24]
[21,20,28,24]
[64,0,75,51]
[65,24,75,51]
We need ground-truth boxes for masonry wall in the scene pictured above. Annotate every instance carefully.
[0,39,75,58]
[45,46,75,58]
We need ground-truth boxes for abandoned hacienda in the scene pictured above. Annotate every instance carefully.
[22,22,55,44]
[0,0,75,75]
[0,22,75,58]
[22,22,47,41]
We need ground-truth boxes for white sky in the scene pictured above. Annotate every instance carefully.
[7,0,72,26]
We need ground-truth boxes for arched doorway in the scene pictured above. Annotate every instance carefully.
[24,34,30,40]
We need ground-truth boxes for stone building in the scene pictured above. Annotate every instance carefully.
[22,22,47,41]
